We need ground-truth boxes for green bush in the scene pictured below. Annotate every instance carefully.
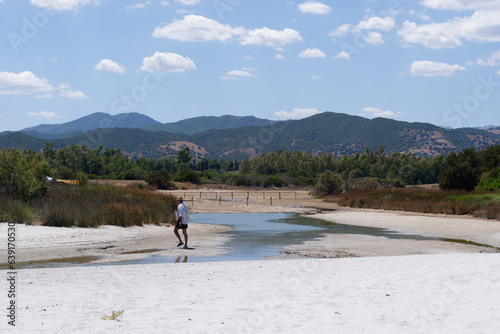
[146,170,174,190]
[173,170,201,184]
[0,148,51,200]
[312,171,343,196]
[476,177,500,191]
[233,176,253,187]
[262,176,288,188]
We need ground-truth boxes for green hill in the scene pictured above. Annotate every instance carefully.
[2,112,499,159]
[142,115,275,135]
[20,112,161,138]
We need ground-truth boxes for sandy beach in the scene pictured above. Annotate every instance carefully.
[1,189,500,333]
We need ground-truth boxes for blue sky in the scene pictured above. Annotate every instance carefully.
[1,0,500,131]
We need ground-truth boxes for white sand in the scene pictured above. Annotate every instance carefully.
[1,254,499,333]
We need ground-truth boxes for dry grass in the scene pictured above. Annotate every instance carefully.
[329,188,500,220]
[0,183,178,227]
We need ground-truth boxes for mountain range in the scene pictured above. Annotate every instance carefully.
[1,112,499,160]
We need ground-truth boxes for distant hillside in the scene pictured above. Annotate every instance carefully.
[1,112,499,160]
[142,115,275,135]
[21,112,161,138]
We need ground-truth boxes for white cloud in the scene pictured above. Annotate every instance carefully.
[356,16,395,31]
[298,1,331,15]
[26,111,59,119]
[330,24,352,39]
[153,15,243,42]
[35,93,54,99]
[420,0,500,11]
[477,50,500,66]
[360,107,402,119]
[335,51,350,60]
[274,108,321,119]
[275,54,286,60]
[0,71,54,95]
[398,11,500,49]
[410,60,466,76]
[239,27,303,48]
[364,31,384,45]
[125,1,152,11]
[152,15,302,48]
[222,69,256,80]
[175,0,199,4]
[141,52,196,73]
[312,75,321,80]
[160,1,169,6]
[30,0,97,11]
[60,89,87,99]
[95,59,126,74]
[299,48,326,58]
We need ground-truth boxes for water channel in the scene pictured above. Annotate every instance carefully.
[7,212,499,269]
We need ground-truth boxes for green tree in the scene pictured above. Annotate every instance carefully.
[0,148,51,200]
[438,148,480,191]
[312,170,343,196]
[177,147,191,164]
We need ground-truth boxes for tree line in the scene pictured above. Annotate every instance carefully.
[1,142,499,201]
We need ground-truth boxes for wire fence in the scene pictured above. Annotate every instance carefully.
[165,190,310,207]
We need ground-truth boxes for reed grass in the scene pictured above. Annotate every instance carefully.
[0,198,33,224]
[2,183,177,227]
[331,188,500,220]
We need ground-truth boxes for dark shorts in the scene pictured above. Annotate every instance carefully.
[175,219,188,229]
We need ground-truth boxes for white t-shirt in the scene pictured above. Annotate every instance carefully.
[176,202,192,225]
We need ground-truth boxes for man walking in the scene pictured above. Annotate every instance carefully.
[174,197,191,249]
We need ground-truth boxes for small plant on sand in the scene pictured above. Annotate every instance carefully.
[100,310,124,321]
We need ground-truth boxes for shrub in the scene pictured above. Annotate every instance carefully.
[262,176,288,188]
[312,171,343,196]
[76,172,89,186]
[146,170,174,190]
[233,176,253,187]
[476,177,500,191]
[5,199,33,224]
[41,198,75,227]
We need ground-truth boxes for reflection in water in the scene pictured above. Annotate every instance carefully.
[175,256,188,263]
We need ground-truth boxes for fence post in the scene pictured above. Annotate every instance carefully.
[270,197,272,206]
[231,192,233,199]
[295,192,297,199]
[279,192,281,199]
[191,197,194,206]
[263,192,265,199]
[246,196,249,206]
[219,196,221,205]
[200,192,202,198]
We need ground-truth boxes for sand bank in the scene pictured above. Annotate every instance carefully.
[283,210,500,258]
[0,223,231,266]
[2,254,499,333]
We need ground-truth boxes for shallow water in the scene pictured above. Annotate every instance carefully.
[5,213,499,269]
